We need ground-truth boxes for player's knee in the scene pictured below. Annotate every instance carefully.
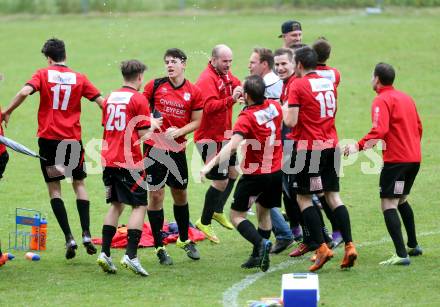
[149,190,164,208]
[171,188,187,205]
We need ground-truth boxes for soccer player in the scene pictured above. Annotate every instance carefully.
[279,20,303,49]
[194,44,242,243]
[283,46,357,272]
[201,75,281,272]
[248,47,294,254]
[344,63,423,265]
[1,38,104,259]
[312,37,343,247]
[143,48,203,264]
[97,59,157,276]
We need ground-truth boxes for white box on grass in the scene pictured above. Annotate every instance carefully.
[281,273,319,307]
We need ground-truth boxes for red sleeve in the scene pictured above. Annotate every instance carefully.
[335,69,341,88]
[196,75,234,113]
[287,79,301,107]
[143,80,154,102]
[133,95,151,130]
[81,75,101,101]
[233,113,251,138]
[101,100,107,127]
[192,85,204,111]
[358,97,390,150]
[25,70,42,94]
[416,109,423,139]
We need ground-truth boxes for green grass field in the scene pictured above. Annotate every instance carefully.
[1,8,440,307]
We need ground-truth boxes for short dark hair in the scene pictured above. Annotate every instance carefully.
[120,60,147,81]
[294,46,318,70]
[289,43,307,51]
[274,48,294,63]
[243,75,266,105]
[164,48,187,63]
[253,48,274,69]
[41,38,66,62]
[374,62,395,85]
[312,37,331,63]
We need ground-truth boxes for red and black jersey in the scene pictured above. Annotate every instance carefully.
[26,65,101,141]
[101,87,150,169]
[233,100,283,174]
[143,78,204,152]
[0,107,6,155]
[194,63,241,143]
[315,64,341,89]
[358,86,422,163]
[288,72,338,150]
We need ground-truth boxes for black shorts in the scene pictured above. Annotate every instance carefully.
[231,171,282,212]
[103,167,148,206]
[38,138,87,183]
[295,148,340,195]
[196,142,238,180]
[143,144,188,191]
[0,151,9,179]
[380,163,420,198]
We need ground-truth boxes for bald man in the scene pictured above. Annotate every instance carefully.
[194,45,242,243]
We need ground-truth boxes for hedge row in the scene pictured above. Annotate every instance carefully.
[0,0,439,14]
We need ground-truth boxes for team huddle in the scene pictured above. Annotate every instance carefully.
[0,20,423,276]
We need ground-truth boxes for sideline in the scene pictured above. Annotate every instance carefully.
[222,229,440,307]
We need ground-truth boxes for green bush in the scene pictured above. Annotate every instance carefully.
[0,0,439,14]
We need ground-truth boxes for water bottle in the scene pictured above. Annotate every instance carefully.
[39,218,47,251]
[29,214,40,250]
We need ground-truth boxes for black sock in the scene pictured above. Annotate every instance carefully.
[333,205,353,243]
[101,225,116,257]
[398,201,418,248]
[50,198,72,241]
[237,220,262,248]
[76,199,90,236]
[314,205,331,243]
[147,209,164,248]
[201,186,223,225]
[174,204,189,242]
[284,192,301,228]
[302,206,324,247]
[252,228,271,256]
[319,196,339,232]
[126,229,142,259]
[383,209,407,258]
[215,178,236,213]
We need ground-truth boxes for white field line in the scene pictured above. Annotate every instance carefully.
[222,229,440,307]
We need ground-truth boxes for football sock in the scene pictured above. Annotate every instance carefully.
[283,192,301,228]
[76,199,90,236]
[50,198,72,241]
[314,204,331,243]
[302,206,324,248]
[201,186,222,225]
[215,178,236,213]
[319,196,339,232]
[147,209,164,248]
[237,220,262,247]
[174,204,189,242]
[101,225,116,257]
[383,209,407,258]
[333,205,353,243]
[398,201,418,248]
[252,228,271,256]
[126,229,142,259]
